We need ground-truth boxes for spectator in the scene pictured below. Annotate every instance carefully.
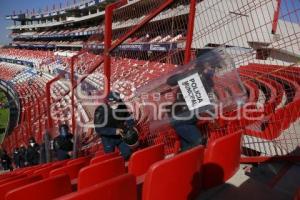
[53,124,74,161]
[26,137,40,166]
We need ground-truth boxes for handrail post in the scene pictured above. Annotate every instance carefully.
[70,57,76,135]
[103,1,125,98]
[184,0,197,64]
[271,0,282,34]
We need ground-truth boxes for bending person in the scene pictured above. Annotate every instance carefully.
[53,124,74,161]
[94,92,136,160]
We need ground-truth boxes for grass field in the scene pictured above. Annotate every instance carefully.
[0,91,9,143]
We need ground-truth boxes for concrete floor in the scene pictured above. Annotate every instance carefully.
[197,163,300,200]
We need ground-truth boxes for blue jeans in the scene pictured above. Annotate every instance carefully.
[101,136,132,160]
[170,116,203,151]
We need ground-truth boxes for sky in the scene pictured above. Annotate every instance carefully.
[0,0,299,45]
[0,0,66,45]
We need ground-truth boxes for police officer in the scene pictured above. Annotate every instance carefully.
[1,150,13,171]
[26,137,40,166]
[19,144,26,168]
[13,148,20,168]
[165,49,223,151]
[53,124,73,161]
[94,92,136,160]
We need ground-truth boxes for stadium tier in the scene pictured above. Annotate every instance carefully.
[0,0,299,199]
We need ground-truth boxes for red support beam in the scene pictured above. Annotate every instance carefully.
[184,0,197,64]
[241,155,300,163]
[272,0,282,34]
[103,0,127,98]
[70,57,76,134]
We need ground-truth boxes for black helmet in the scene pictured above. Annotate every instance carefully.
[59,124,69,136]
[29,137,36,144]
[195,48,226,69]
[122,128,139,148]
[107,91,122,102]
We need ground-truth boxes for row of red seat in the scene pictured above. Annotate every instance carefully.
[238,64,300,140]
[0,49,54,67]
[0,130,241,200]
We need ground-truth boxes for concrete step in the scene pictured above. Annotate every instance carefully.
[197,163,300,200]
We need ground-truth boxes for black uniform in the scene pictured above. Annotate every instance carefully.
[19,146,26,167]
[26,139,40,166]
[163,50,221,151]
[53,125,73,161]
[94,99,134,160]
[13,148,20,168]
[1,151,13,171]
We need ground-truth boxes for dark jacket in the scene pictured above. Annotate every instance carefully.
[1,152,12,170]
[94,103,131,136]
[53,133,73,161]
[53,134,73,152]
[19,147,26,165]
[26,143,40,165]
[13,149,20,167]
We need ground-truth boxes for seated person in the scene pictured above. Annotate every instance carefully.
[53,124,74,161]
[94,92,136,160]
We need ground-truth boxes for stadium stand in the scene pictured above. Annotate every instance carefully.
[0,0,299,199]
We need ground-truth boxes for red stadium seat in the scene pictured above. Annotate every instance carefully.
[0,175,42,200]
[295,188,300,200]
[0,174,27,186]
[202,130,242,189]
[142,145,205,200]
[78,157,126,190]
[22,167,42,176]
[49,161,88,180]
[54,174,137,200]
[5,174,72,200]
[33,164,64,178]
[95,151,105,157]
[90,152,119,165]
[0,173,17,181]
[51,159,71,167]
[67,157,91,166]
[128,144,164,177]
